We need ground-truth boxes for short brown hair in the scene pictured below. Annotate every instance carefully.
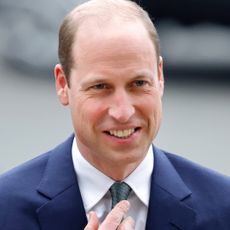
[58,0,160,86]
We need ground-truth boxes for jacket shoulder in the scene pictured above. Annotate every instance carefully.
[0,135,74,229]
[164,150,230,188]
[0,150,51,207]
[0,151,50,229]
[163,150,230,228]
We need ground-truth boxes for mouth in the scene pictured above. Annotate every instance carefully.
[104,127,140,139]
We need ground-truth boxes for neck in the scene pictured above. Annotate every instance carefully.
[91,158,143,181]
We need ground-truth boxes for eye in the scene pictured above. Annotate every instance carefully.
[133,80,147,87]
[91,83,107,90]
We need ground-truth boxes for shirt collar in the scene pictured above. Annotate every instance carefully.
[72,137,154,211]
[124,146,153,206]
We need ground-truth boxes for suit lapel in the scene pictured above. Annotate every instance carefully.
[146,146,196,230]
[34,136,196,230]
[36,135,87,230]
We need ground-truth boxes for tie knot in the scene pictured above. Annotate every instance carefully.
[109,182,131,209]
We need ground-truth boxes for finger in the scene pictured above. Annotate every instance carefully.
[100,200,130,230]
[118,216,135,230]
[84,211,99,230]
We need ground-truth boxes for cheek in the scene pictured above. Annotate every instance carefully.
[73,98,107,126]
[138,94,162,116]
[138,95,162,133]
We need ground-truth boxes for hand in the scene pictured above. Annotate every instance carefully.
[84,200,135,230]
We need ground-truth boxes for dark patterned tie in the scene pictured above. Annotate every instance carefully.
[109,182,132,209]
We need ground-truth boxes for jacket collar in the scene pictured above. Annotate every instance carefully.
[36,135,195,230]
[146,146,196,230]
[36,134,88,230]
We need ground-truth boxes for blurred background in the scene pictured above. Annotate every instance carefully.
[0,0,229,175]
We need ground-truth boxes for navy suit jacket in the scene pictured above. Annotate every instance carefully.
[1,135,230,230]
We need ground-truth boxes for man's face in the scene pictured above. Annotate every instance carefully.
[56,20,164,177]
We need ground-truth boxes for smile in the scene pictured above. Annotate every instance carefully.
[106,128,139,139]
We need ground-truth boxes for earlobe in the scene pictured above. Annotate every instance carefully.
[54,64,69,106]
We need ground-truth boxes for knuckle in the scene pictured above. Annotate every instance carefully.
[118,216,135,230]
[110,211,123,224]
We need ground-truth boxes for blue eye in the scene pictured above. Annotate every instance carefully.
[92,83,107,90]
[134,80,146,87]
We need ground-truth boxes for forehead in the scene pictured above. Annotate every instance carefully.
[72,19,156,66]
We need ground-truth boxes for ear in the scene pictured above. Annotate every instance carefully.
[54,64,69,106]
[158,56,164,97]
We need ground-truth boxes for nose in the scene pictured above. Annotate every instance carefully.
[108,90,135,123]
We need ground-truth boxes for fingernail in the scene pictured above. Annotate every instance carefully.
[127,216,135,227]
[121,200,130,212]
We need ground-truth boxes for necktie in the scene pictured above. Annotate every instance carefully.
[109,182,131,209]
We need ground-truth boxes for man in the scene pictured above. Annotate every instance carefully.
[0,0,230,229]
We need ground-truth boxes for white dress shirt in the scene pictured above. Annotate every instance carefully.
[72,138,154,230]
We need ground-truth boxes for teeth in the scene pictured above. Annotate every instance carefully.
[109,128,135,138]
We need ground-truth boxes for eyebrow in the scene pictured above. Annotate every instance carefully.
[130,69,155,82]
[132,71,154,80]
[81,75,108,88]
[81,69,154,87]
